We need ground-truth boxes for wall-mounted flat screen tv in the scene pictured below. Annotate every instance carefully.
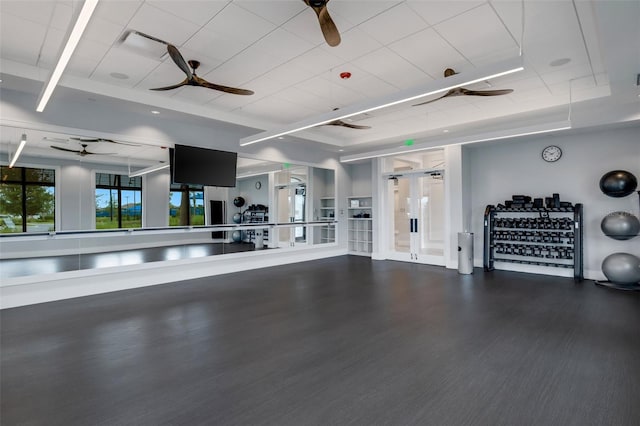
[171,144,237,187]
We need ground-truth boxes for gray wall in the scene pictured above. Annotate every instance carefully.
[467,124,640,279]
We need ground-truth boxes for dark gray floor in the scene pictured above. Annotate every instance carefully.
[2,256,639,426]
[0,242,261,279]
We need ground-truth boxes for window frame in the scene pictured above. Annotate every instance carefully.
[0,164,59,233]
[94,171,143,230]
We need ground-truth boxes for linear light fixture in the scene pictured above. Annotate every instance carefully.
[239,56,524,146]
[340,120,572,163]
[129,163,170,177]
[36,0,99,112]
[9,134,27,168]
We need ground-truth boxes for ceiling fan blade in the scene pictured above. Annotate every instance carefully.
[316,4,340,47]
[326,120,371,129]
[194,75,254,95]
[461,88,514,96]
[85,151,116,156]
[50,145,81,154]
[149,79,189,91]
[412,90,455,106]
[167,44,192,79]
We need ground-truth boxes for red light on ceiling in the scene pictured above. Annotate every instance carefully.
[339,71,351,79]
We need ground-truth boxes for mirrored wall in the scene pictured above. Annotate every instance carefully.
[0,130,336,280]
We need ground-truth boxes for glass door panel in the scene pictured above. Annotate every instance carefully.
[417,174,444,257]
[390,177,411,253]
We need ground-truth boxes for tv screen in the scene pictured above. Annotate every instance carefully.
[171,145,237,187]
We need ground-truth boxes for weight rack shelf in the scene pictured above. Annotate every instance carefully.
[483,203,583,281]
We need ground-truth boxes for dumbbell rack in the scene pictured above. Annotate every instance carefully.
[483,204,583,281]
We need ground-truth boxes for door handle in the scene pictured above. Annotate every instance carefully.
[409,218,414,233]
[413,218,418,234]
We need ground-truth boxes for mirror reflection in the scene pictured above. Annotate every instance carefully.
[0,127,336,279]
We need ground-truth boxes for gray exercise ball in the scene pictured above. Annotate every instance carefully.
[600,212,640,240]
[232,212,242,224]
[231,230,242,242]
[602,253,640,285]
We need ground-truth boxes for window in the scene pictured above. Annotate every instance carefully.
[169,183,204,226]
[95,173,142,229]
[0,166,55,233]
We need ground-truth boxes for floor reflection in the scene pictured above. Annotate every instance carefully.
[1,242,264,279]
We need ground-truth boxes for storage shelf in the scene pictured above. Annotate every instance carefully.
[347,195,373,256]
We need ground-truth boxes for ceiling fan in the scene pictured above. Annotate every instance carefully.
[69,137,141,146]
[323,109,371,129]
[50,144,115,157]
[413,68,513,106]
[150,44,254,95]
[303,0,341,47]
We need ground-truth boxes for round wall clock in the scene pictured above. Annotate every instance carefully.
[255,181,262,189]
[542,145,562,162]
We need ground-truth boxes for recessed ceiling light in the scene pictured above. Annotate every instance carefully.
[338,149,344,152]
[549,58,571,67]
[151,110,160,114]
[278,136,284,139]
[443,129,449,133]
[110,72,129,80]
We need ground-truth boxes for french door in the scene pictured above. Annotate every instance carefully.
[386,172,445,265]
[276,183,306,246]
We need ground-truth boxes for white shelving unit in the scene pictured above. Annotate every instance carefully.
[320,197,335,243]
[347,196,372,255]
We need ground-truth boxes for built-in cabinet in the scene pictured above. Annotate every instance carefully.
[347,195,372,255]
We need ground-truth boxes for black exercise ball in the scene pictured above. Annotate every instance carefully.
[599,170,638,198]
[601,212,640,240]
[233,196,246,208]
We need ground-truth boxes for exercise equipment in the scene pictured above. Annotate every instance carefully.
[231,230,242,242]
[600,212,640,240]
[599,170,638,198]
[232,213,242,224]
[601,253,640,285]
[233,196,246,208]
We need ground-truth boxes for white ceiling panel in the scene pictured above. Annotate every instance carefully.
[251,28,316,63]
[91,49,162,87]
[35,27,67,69]
[539,63,596,87]
[357,2,429,45]
[0,1,59,27]
[406,0,485,26]
[183,28,250,64]
[202,3,276,47]
[295,75,365,107]
[0,13,48,66]
[146,0,230,27]
[283,47,345,77]
[388,28,468,78]
[235,0,307,27]
[208,47,283,86]
[319,27,383,62]
[434,4,518,63]
[94,0,143,26]
[126,3,201,46]
[65,54,101,79]
[81,17,127,47]
[351,47,429,90]
[330,1,404,27]
[491,0,591,75]
[73,37,112,62]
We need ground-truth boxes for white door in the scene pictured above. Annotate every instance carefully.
[386,172,445,265]
[276,184,306,247]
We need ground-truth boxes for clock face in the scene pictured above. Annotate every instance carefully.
[542,145,562,162]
